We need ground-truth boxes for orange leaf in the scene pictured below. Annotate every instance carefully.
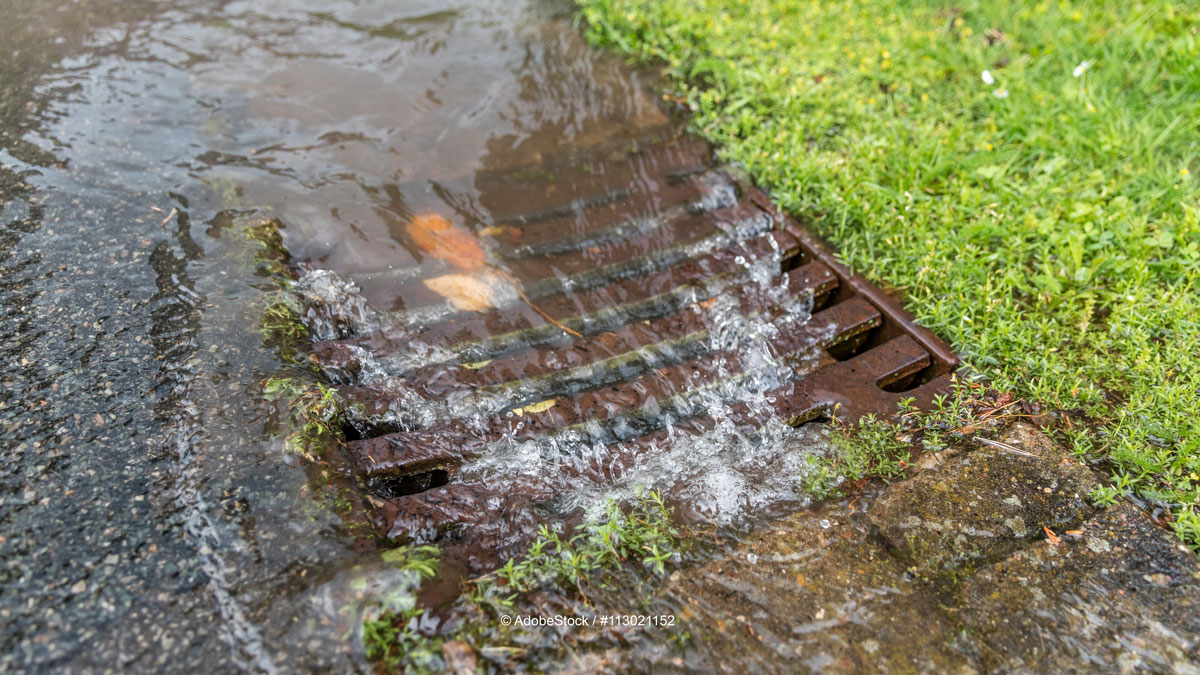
[407,212,485,271]
[423,272,501,312]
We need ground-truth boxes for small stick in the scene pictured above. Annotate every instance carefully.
[950,412,1040,434]
[975,436,1039,458]
[497,270,582,338]
[979,398,1020,418]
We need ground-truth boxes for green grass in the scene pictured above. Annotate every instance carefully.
[811,412,914,496]
[578,0,1200,547]
[470,489,678,606]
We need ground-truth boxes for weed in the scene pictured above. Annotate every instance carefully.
[804,412,912,498]
[802,379,1036,499]
[1090,484,1121,508]
[832,413,912,479]
[360,546,444,673]
[1174,507,1200,546]
[472,489,678,610]
[363,607,444,674]
[243,217,293,280]
[258,290,309,364]
[263,376,343,460]
[362,492,681,672]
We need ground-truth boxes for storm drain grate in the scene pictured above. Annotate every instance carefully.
[300,135,957,564]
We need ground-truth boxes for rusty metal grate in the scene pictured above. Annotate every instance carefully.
[303,134,957,565]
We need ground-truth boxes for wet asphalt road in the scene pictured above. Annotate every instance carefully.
[1,2,357,670]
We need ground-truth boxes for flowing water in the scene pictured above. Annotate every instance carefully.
[0,0,836,670]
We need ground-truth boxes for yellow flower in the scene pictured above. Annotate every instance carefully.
[1182,168,1191,177]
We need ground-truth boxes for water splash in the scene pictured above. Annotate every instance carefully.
[293,269,379,342]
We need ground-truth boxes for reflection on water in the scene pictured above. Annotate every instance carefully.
[0,0,829,670]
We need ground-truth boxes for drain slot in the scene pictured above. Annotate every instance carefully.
[368,470,451,499]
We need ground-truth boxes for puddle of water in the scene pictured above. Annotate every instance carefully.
[0,0,833,670]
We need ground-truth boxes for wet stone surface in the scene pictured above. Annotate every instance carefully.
[634,508,975,673]
[607,424,1200,673]
[869,422,1097,576]
[961,502,1200,672]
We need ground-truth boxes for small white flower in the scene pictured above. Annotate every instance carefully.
[993,88,1009,99]
[1073,60,1091,77]
[981,70,995,85]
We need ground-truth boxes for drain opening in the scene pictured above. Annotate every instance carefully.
[368,470,452,499]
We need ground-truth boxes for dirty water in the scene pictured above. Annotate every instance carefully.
[0,0,851,671]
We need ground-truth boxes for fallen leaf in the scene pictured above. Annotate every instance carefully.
[461,359,493,370]
[442,640,478,675]
[407,212,485,271]
[424,273,501,311]
[511,399,556,417]
[477,225,518,238]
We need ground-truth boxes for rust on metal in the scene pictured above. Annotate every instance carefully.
[301,134,958,568]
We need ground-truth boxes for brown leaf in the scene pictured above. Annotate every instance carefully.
[407,212,485,271]
[441,640,477,675]
[423,272,501,311]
